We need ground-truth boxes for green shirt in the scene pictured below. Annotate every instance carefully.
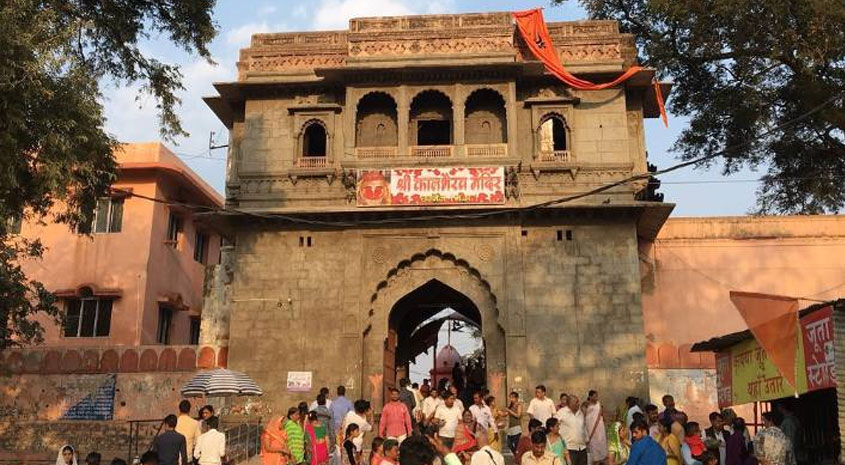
[284,420,306,463]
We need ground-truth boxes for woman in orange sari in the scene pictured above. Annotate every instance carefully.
[263,416,290,465]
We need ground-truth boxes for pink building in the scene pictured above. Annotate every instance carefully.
[641,215,845,423]
[19,142,223,346]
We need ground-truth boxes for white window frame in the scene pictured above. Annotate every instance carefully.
[91,197,124,234]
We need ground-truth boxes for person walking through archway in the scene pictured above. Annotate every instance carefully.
[379,388,412,443]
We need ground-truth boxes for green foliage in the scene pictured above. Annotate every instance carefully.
[557,0,845,213]
[0,0,216,350]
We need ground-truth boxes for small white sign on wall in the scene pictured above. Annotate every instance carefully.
[287,371,313,392]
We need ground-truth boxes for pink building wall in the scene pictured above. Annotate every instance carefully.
[19,142,223,347]
[641,215,845,419]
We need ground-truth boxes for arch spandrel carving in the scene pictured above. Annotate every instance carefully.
[366,248,504,334]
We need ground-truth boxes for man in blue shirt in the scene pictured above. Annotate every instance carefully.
[628,419,667,465]
[330,385,354,434]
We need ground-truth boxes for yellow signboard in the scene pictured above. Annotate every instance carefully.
[727,333,808,405]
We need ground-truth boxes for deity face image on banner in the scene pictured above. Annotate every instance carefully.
[357,170,392,205]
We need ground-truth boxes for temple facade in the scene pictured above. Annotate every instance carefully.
[204,11,672,411]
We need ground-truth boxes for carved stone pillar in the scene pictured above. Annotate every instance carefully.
[345,88,357,159]
[398,86,409,156]
[507,81,518,159]
[453,84,465,157]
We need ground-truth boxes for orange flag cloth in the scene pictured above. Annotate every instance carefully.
[513,8,668,126]
[729,291,800,389]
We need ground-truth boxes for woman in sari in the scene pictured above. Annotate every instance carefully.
[306,411,330,465]
[485,396,504,452]
[585,390,608,465]
[453,410,479,464]
[660,418,682,465]
[284,407,307,465]
[262,416,290,465]
[606,420,631,465]
[546,418,571,465]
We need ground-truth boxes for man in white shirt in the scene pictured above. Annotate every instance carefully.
[556,395,587,465]
[341,400,373,452]
[310,387,333,411]
[432,391,463,448]
[422,388,444,423]
[526,385,556,424]
[194,416,226,465]
[470,427,505,465]
[625,397,643,429]
[469,392,496,432]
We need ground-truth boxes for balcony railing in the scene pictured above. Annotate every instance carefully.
[356,147,398,159]
[466,143,508,157]
[295,156,328,169]
[410,145,453,158]
[537,150,574,163]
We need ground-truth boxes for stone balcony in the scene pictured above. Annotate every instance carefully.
[536,150,574,163]
[352,144,509,160]
[409,145,454,158]
[356,146,398,159]
[294,156,329,169]
[466,143,508,157]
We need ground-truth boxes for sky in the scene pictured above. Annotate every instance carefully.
[102,0,764,217]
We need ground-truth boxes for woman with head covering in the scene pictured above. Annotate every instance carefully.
[56,445,78,465]
[606,420,631,465]
[262,415,290,465]
[285,407,307,465]
[306,411,330,465]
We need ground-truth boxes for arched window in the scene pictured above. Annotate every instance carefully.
[410,90,453,146]
[303,122,327,157]
[356,92,398,147]
[464,88,507,144]
[538,114,568,156]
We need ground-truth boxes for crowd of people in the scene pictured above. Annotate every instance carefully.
[52,382,803,465]
[260,383,803,465]
[54,401,226,465]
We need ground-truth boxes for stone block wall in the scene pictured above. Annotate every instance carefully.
[225,214,649,415]
[519,219,649,408]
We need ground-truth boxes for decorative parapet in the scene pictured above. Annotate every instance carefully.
[0,344,228,375]
[236,13,638,78]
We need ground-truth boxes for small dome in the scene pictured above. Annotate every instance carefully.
[436,344,462,369]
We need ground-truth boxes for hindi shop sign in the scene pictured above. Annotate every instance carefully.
[715,306,835,408]
[802,306,836,390]
[356,167,505,207]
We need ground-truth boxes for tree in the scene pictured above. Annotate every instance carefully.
[0,0,216,350]
[556,0,845,214]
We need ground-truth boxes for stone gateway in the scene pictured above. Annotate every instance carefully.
[204,11,672,413]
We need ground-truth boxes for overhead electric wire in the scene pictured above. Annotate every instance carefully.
[108,91,843,227]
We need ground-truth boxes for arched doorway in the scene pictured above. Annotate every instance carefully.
[387,279,484,404]
[363,250,506,409]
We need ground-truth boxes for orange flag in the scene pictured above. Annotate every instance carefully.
[513,8,669,125]
[729,291,800,389]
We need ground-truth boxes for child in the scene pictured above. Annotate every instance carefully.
[380,439,399,465]
[369,437,384,465]
[342,424,361,465]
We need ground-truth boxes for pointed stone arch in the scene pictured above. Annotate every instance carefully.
[362,249,506,408]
